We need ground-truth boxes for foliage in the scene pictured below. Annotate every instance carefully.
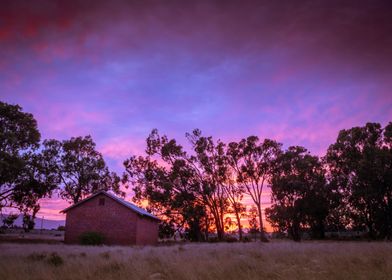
[79,231,106,245]
[227,137,281,241]
[22,213,36,232]
[47,252,64,266]
[223,235,238,242]
[248,205,259,241]
[266,146,329,241]
[158,221,176,239]
[42,136,123,204]
[2,213,18,228]
[185,129,230,240]
[325,122,392,239]
[0,101,57,215]
[124,129,231,241]
[57,225,65,231]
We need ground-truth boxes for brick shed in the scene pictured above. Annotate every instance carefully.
[60,191,160,245]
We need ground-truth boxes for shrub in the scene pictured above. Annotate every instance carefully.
[79,231,106,245]
[27,252,47,261]
[208,237,220,243]
[224,236,238,243]
[242,236,251,242]
[57,226,65,231]
[47,252,64,266]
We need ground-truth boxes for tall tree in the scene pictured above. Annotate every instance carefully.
[0,101,56,215]
[227,137,281,241]
[223,182,246,240]
[43,136,122,204]
[266,146,329,241]
[124,130,207,241]
[325,122,392,239]
[125,129,230,241]
[186,130,229,240]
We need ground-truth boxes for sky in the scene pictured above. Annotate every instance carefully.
[1,0,392,222]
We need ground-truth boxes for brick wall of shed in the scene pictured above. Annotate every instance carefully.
[136,216,159,245]
[64,194,138,245]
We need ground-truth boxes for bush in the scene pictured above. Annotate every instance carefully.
[27,252,64,266]
[242,236,251,242]
[57,226,65,231]
[224,236,238,243]
[208,237,220,243]
[79,231,106,245]
[47,252,64,266]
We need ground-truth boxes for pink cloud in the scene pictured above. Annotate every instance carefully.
[99,137,145,160]
[33,103,110,139]
[36,197,68,220]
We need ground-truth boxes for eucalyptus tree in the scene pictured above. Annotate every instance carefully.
[186,129,229,240]
[325,122,392,239]
[42,135,122,204]
[227,137,282,241]
[124,129,230,241]
[266,146,328,241]
[0,101,57,216]
[124,129,207,241]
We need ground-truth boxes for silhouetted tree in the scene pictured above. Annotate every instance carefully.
[325,122,392,239]
[221,150,246,240]
[266,146,329,241]
[124,129,232,241]
[227,137,281,242]
[42,136,122,204]
[22,209,37,232]
[158,220,176,239]
[124,130,207,241]
[0,102,57,215]
[186,129,229,240]
[226,200,246,240]
[2,213,18,228]
[248,205,259,241]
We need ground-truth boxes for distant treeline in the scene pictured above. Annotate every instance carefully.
[1,101,391,241]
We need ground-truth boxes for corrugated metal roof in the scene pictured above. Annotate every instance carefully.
[60,190,160,221]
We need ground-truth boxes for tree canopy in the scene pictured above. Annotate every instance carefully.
[42,136,123,204]
[266,146,329,241]
[0,102,57,216]
[325,122,392,239]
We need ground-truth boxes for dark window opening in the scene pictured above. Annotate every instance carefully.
[99,198,105,206]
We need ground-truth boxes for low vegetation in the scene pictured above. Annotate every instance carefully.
[0,242,391,280]
[79,232,106,246]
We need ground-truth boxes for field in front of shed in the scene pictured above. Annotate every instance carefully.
[0,241,391,280]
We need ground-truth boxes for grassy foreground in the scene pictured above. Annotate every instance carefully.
[0,241,391,280]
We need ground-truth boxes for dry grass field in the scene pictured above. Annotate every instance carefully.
[0,241,391,280]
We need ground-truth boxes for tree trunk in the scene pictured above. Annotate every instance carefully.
[204,215,210,241]
[257,204,269,242]
[290,222,301,242]
[311,220,325,239]
[234,210,243,241]
[211,208,225,241]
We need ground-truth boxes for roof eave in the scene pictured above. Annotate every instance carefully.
[59,191,161,221]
